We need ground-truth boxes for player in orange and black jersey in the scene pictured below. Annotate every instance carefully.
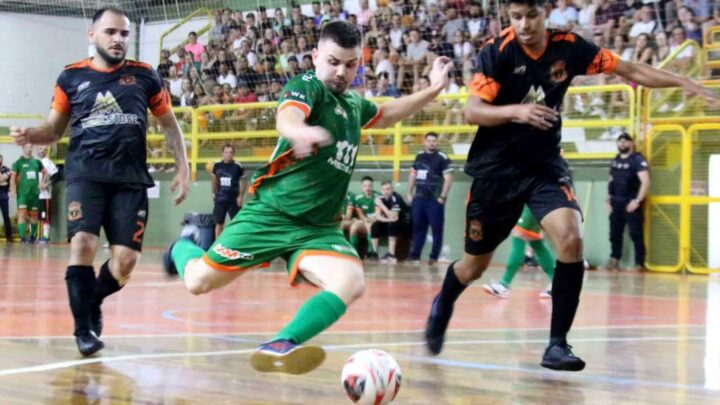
[10,7,190,357]
[424,0,715,371]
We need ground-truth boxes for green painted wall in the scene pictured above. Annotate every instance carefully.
[46,164,640,267]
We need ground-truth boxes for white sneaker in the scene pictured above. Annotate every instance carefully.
[539,285,552,299]
[482,282,510,298]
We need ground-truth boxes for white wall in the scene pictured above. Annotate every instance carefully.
[0,12,136,116]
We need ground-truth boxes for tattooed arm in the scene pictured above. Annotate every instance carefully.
[155,111,190,205]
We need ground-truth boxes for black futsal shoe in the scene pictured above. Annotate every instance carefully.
[75,331,104,357]
[425,295,453,355]
[90,302,103,337]
[540,342,586,371]
[162,224,200,277]
[162,246,178,277]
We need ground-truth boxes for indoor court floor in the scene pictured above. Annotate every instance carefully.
[0,244,718,404]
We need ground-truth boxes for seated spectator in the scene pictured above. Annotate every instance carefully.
[278,40,294,72]
[398,28,429,91]
[301,54,315,72]
[684,0,713,20]
[201,51,219,78]
[269,79,284,100]
[238,40,257,68]
[157,49,173,78]
[217,63,237,88]
[290,4,303,26]
[364,75,380,98]
[371,181,411,264]
[677,6,704,44]
[628,5,659,39]
[389,14,404,50]
[549,0,579,30]
[257,6,273,31]
[467,2,486,40]
[179,78,197,107]
[235,56,258,90]
[374,50,396,86]
[358,0,375,28]
[377,71,401,97]
[612,33,635,62]
[441,7,466,42]
[295,36,311,61]
[167,66,183,99]
[211,11,227,42]
[655,31,671,62]
[575,0,597,39]
[234,80,258,103]
[184,32,205,63]
[284,56,302,79]
[255,81,271,102]
[312,1,323,27]
[631,33,657,65]
[181,52,197,76]
[591,0,620,43]
[669,27,696,69]
[273,8,291,32]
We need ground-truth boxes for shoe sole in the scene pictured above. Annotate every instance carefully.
[540,360,586,372]
[250,345,325,375]
[482,285,509,298]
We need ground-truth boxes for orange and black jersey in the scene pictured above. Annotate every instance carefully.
[467,28,619,179]
[52,58,171,187]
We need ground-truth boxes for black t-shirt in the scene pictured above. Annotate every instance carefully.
[213,160,245,202]
[377,191,410,221]
[0,166,10,199]
[412,150,452,198]
[608,152,648,200]
[52,59,172,187]
[466,29,619,179]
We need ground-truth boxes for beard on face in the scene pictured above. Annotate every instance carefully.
[326,78,348,94]
[96,44,126,66]
[618,146,631,154]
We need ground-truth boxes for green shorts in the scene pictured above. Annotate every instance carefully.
[17,192,40,211]
[203,200,360,284]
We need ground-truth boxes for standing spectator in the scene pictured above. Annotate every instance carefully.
[628,5,658,39]
[217,63,237,88]
[406,132,453,264]
[274,8,291,32]
[37,145,58,243]
[157,49,173,78]
[398,29,429,90]
[441,7,467,42]
[10,144,46,243]
[211,11,227,42]
[167,66,183,98]
[604,133,649,271]
[357,0,375,29]
[467,2,486,40]
[371,181,411,263]
[312,1,324,27]
[548,0,579,30]
[389,14,405,51]
[184,32,205,64]
[0,154,12,241]
[211,144,246,237]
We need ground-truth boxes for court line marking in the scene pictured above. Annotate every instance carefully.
[0,334,714,394]
[0,323,705,341]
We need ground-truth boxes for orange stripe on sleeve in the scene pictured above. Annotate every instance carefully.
[468,73,500,103]
[587,48,620,75]
[149,88,172,116]
[278,100,311,118]
[362,106,384,129]
[51,85,70,114]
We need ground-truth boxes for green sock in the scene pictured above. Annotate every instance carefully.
[18,223,26,239]
[366,234,375,253]
[350,235,359,250]
[30,223,37,238]
[170,239,204,278]
[530,239,555,281]
[274,291,347,344]
[500,236,526,287]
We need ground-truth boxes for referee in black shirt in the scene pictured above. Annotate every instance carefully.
[212,144,246,237]
[605,133,650,272]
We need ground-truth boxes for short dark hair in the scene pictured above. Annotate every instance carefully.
[223,143,235,152]
[425,132,439,139]
[507,0,548,7]
[319,21,361,48]
[361,176,374,183]
[189,31,197,37]
[92,7,127,24]
[381,180,393,187]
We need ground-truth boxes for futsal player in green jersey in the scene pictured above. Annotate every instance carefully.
[340,191,356,235]
[349,176,380,259]
[483,205,555,298]
[164,21,452,375]
[10,144,46,243]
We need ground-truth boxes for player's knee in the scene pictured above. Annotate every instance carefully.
[456,258,489,282]
[332,265,365,304]
[71,234,97,259]
[556,230,583,260]
[114,254,138,278]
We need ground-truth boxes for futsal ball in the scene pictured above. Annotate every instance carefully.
[341,349,402,404]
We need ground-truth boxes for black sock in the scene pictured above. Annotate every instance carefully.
[434,262,468,316]
[65,265,95,336]
[550,260,585,345]
[93,260,123,306]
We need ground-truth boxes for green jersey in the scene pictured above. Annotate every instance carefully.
[344,191,356,213]
[249,71,382,226]
[354,191,381,218]
[12,157,43,195]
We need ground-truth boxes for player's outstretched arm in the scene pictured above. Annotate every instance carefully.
[614,60,716,103]
[371,57,453,129]
[9,110,69,146]
[465,96,559,130]
[276,106,332,158]
[156,110,190,205]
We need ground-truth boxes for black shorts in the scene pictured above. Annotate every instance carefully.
[371,218,411,239]
[213,200,241,225]
[66,181,148,251]
[465,175,581,255]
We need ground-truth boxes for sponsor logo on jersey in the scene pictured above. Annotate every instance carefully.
[513,65,527,75]
[119,74,136,85]
[550,60,568,83]
[77,81,91,92]
[520,85,546,105]
[68,201,82,221]
[287,91,305,100]
[212,243,254,260]
[81,91,139,129]
[334,105,348,120]
[137,210,147,219]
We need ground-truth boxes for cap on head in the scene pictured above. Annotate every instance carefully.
[617,133,633,142]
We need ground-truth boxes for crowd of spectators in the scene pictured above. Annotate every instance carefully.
[155,0,719,133]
